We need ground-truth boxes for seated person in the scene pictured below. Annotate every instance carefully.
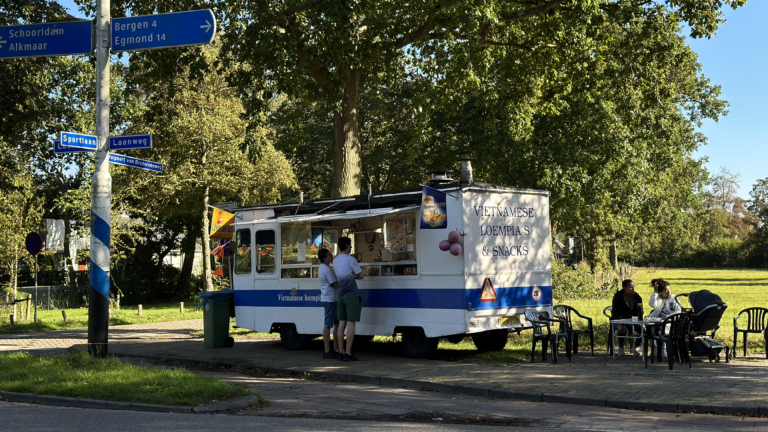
[648,280,681,359]
[649,280,680,320]
[611,279,643,356]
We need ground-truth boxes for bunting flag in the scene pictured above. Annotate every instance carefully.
[212,268,224,277]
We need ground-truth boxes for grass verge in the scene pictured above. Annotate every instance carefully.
[0,301,203,334]
[190,324,278,339]
[0,351,251,406]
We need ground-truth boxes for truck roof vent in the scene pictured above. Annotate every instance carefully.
[428,169,454,187]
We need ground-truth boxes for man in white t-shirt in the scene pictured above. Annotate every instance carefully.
[334,236,364,361]
[318,248,340,359]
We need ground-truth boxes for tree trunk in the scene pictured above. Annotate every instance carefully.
[331,69,363,198]
[176,226,197,299]
[201,183,214,292]
[610,233,619,272]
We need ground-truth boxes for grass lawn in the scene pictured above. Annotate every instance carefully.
[0,351,251,406]
[0,301,203,334]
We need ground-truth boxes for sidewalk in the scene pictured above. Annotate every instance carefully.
[110,332,768,416]
[2,320,767,415]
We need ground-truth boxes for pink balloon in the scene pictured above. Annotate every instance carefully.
[439,240,452,251]
[449,243,462,256]
[448,230,460,244]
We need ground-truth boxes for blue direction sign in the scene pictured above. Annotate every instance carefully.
[61,131,97,150]
[109,134,152,151]
[0,21,92,60]
[112,10,215,52]
[109,154,163,173]
[54,139,92,154]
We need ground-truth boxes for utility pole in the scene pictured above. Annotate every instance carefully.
[89,0,111,358]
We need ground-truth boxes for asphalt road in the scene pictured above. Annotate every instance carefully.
[0,403,537,432]
[3,401,768,432]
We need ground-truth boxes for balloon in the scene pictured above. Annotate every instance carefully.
[439,240,452,251]
[448,230,460,244]
[449,243,462,256]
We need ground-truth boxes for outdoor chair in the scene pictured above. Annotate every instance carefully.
[644,312,692,370]
[603,306,621,356]
[524,309,570,364]
[553,305,594,356]
[733,307,768,359]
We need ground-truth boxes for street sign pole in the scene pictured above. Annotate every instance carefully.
[88,0,111,358]
[34,254,38,323]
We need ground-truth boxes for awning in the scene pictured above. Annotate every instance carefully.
[236,205,419,226]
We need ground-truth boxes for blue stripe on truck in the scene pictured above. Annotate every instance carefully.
[234,285,552,310]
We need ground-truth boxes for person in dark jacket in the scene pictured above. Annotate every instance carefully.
[611,279,643,356]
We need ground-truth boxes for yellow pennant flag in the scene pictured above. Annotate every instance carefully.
[210,207,235,239]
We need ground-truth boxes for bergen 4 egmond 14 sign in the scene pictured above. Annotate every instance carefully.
[109,134,152,151]
[111,10,216,52]
[109,154,163,173]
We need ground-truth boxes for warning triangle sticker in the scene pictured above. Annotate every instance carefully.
[480,278,497,303]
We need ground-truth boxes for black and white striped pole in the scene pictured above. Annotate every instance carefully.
[88,0,111,358]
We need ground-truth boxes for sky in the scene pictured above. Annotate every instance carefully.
[57,1,765,196]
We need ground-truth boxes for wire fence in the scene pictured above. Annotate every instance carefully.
[2,280,183,311]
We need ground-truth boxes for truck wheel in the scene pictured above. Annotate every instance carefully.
[472,330,509,352]
[402,328,438,359]
[280,324,310,350]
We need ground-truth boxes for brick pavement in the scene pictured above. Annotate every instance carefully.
[188,365,768,430]
[105,335,768,415]
[3,320,768,415]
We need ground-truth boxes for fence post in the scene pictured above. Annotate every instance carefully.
[62,310,68,322]
[117,293,120,311]
[180,302,184,314]
[26,294,31,322]
[138,304,142,317]
[9,315,14,327]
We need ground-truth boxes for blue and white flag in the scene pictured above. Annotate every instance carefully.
[420,186,447,229]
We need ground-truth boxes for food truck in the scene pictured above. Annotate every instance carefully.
[231,167,553,358]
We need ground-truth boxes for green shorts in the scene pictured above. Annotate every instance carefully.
[337,296,362,322]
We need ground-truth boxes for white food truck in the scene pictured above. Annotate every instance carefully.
[231,168,553,358]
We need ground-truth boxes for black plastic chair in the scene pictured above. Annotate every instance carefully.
[603,306,621,356]
[733,307,768,358]
[645,312,692,370]
[525,309,570,363]
[554,305,594,356]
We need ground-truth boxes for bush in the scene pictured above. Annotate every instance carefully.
[552,260,615,300]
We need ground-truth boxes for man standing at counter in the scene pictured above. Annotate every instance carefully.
[335,236,364,361]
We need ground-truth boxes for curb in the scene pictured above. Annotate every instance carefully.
[113,353,766,417]
[0,391,257,414]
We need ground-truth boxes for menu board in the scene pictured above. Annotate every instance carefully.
[385,217,406,253]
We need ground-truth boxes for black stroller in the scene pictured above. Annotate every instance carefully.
[678,290,731,363]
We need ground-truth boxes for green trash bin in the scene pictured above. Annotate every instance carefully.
[199,289,235,349]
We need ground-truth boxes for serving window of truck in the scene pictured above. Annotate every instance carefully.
[279,211,419,280]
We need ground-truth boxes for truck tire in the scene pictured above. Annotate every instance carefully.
[402,328,438,359]
[472,330,509,352]
[280,324,311,350]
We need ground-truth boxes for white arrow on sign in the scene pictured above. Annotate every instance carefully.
[0,36,6,49]
[200,20,212,33]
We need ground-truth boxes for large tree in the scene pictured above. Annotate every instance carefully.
[115,45,296,291]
